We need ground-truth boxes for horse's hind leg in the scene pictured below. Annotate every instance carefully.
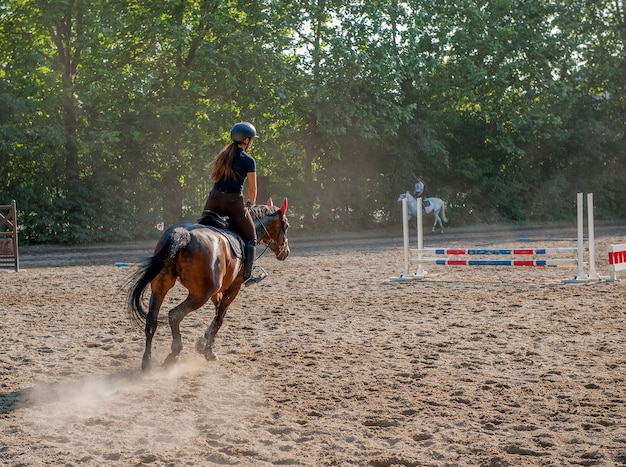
[143,293,165,371]
[142,273,177,371]
[163,294,209,366]
[433,213,443,233]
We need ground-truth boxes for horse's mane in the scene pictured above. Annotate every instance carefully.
[251,204,289,230]
[250,204,280,218]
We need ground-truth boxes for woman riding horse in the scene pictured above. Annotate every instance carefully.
[128,199,289,370]
[203,122,260,285]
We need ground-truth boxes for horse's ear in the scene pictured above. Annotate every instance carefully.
[267,197,273,207]
[280,198,288,215]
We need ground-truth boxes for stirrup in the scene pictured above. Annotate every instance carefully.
[244,265,268,286]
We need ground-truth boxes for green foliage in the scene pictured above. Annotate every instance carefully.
[0,0,625,243]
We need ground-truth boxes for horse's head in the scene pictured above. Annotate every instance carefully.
[397,192,417,218]
[397,191,415,203]
[251,199,290,260]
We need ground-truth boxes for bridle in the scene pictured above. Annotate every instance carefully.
[252,209,289,258]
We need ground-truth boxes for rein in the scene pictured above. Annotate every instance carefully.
[251,209,287,259]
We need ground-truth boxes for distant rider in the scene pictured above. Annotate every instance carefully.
[414,176,425,199]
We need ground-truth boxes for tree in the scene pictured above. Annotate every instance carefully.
[273,0,413,227]
[387,0,617,222]
[1,0,625,244]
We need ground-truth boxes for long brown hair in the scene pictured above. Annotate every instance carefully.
[209,143,238,182]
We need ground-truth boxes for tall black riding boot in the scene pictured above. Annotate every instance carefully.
[243,239,256,284]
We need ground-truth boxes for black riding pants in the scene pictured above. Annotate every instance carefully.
[203,190,256,242]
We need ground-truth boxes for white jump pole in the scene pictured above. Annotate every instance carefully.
[562,192,592,283]
[415,197,426,277]
[573,192,587,281]
[586,193,601,280]
[401,197,410,277]
[390,196,426,281]
[390,197,414,281]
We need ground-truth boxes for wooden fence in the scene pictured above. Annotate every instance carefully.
[0,200,19,272]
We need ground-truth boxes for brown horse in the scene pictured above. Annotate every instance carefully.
[127,199,289,371]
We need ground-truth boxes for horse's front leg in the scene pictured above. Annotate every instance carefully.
[164,295,207,367]
[196,288,239,361]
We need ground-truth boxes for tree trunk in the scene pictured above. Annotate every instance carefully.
[62,89,79,186]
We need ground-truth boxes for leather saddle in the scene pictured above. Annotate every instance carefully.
[196,210,243,258]
[197,210,229,229]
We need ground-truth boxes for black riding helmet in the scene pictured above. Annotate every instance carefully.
[231,122,258,144]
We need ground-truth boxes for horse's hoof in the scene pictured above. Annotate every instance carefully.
[163,354,179,367]
[141,358,152,372]
[195,336,207,354]
[204,347,217,361]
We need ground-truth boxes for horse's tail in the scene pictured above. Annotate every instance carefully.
[127,224,192,325]
[441,201,448,223]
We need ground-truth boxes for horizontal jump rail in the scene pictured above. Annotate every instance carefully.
[516,237,582,242]
[412,258,578,266]
[411,247,578,255]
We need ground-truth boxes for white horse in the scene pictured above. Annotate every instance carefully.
[397,191,448,233]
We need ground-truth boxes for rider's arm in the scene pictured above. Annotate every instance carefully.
[246,172,257,205]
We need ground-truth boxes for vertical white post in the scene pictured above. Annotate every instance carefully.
[586,193,600,280]
[401,197,410,277]
[415,197,425,276]
[391,196,425,281]
[574,192,588,281]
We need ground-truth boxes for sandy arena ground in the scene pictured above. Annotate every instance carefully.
[1,223,625,466]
